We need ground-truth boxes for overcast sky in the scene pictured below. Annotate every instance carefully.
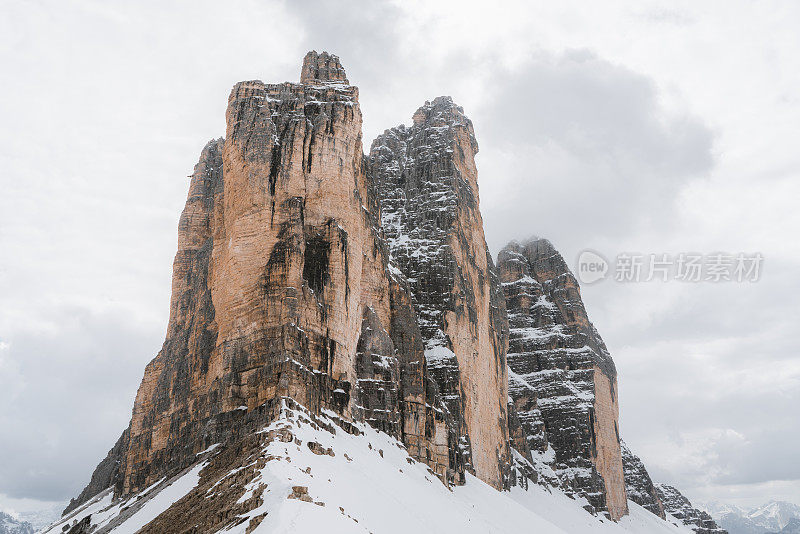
[1,0,798,516]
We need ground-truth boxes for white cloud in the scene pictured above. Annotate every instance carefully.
[0,305,162,500]
[475,48,714,255]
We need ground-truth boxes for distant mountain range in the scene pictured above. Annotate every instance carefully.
[0,511,33,534]
[701,501,800,534]
[0,504,64,534]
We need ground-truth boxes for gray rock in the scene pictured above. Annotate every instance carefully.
[497,238,627,519]
[656,483,728,534]
[620,440,665,518]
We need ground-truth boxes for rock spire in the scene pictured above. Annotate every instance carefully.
[497,238,628,519]
[300,50,349,85]
[369,96,512,489]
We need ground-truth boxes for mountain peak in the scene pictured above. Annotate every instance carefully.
[300,50,349,85]
[411,96,463,125]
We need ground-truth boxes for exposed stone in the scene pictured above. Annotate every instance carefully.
[506,400,533,465]
[369,96,511,489]
[63,429,129,515]
[300,51,349,85]
[61,50,721,532]
[289,486,313,502]
[65,516,91,534]
[497,238,628,519]
[656,484,728,534]
[620,440,665,519]
[307,441,334,456]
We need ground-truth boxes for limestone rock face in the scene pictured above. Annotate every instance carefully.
[656,484,728,534]
[497,238,628,519]
[300,51,349,85]
[69,51,457,510]
[621,440,665,519]
[369,97,511,489]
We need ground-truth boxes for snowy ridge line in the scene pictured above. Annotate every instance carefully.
[43,397,697,533]
[44,399,691,534]
[41,459,209,534]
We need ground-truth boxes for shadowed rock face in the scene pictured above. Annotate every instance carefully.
[656,484,728,534]
[497,238,628,519]
[369,97,512,489]
[621,440,665,519]
[67,52,459,512]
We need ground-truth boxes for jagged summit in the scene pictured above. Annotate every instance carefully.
[507,236,551,252]
[499,238,616,378]
[300,50,349,85]
[410,95,468,124]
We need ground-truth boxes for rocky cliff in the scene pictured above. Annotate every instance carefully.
[656,484,728,534]
[497,238,628,519]
[67,51,459,516]
[621,440,665,519]
[368,97,511,489]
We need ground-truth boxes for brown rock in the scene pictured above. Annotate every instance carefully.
[289,486,313,502]
[70,52,459,509]
[307,441,334,456]
[300,51,349,85]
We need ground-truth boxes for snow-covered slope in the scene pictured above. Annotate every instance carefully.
[43,400,694,534]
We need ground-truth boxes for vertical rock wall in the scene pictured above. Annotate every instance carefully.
[123,138,225,494]
[71,52,460,507]
[369,97,511,489]
[497,238,628,519]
